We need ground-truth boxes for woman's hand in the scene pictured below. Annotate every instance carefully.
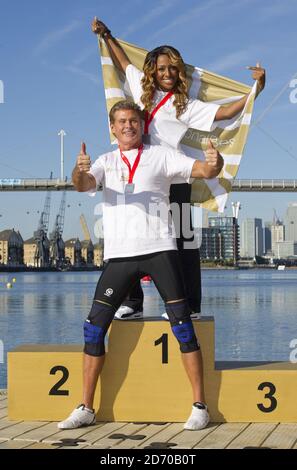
[247,62,266,95]
[91,17,111,37]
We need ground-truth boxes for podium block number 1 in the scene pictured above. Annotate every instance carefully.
[154,333,168,364]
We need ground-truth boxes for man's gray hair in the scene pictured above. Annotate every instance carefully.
[109,100,142,124]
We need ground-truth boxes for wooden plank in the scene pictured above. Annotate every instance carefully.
[43,421,128,446]
[88,422,146,448]
[13,422,59,442]
[96,423,171,449]
[0,421,48,440]
[227,423,278,449]
[174,423,221,449]
[0,439,32,449]
[195,423,249,449]
[0,408,7,419]
[0,400,7,409]
[262,424,297,449]
[24,442,57,449]
[81,445,107,450]
[0,418,22,431]
[71,422,127,445]
[95,423,148,449]
[56,443,93,450]
[133,423,184,449]
[110,423,165,449]
[292,439,297,449]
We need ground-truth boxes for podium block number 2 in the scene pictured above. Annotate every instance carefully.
[49,365,69,396]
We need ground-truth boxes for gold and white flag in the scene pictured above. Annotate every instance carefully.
[98,38,256,212]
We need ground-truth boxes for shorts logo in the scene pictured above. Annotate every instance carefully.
[104,288,113,297]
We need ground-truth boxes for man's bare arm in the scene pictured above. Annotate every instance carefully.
[92,18,131,73]
[72,142,97,192]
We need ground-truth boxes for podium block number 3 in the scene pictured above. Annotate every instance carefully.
[257,382,277,413]
[49,366,70,396]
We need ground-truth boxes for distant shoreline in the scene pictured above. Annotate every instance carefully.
[0,266,103,273]
[1,265,296,273]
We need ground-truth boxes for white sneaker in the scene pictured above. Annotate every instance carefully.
[114,305,143,320]
[161,311,201,320]
[57,404,96,430]
[184,403,209,430]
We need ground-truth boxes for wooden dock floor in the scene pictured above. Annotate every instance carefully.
[1,391,297,449]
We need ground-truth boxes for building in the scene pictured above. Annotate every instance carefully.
[201,216,239,263]
[201,227,220,260]
[264,222,272,254]
[240,218,263,258]
[271,223,285,257]
[94,240,104,268]
[81,240,94,266]
[0,229,24,266]
[285,202,297,242]
[50,235,65,268]
[23,237,38,266]
[65,238,82,266]
[273,241,297,258]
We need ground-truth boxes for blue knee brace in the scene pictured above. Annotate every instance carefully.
[165,300,200,353]
[84,301,115,356]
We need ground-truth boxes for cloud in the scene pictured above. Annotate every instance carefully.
[40,59,99,85]
[64,65,99,85]
[34,20,81,55]
[205,46,268,73]
[120,0,179,38]
[256,0,296,21]
[72,46,95,67]
[149,0,225,41]
[147,0,262,43]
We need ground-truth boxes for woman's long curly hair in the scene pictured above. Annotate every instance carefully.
[140,45,189,119]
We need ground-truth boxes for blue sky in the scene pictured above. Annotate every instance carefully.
[0,0,297,240]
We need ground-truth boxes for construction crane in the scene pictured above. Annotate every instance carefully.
[49,191,66,268]
[80,214,94,265]
[273,208,282,225]
[33,172,52,267]
[80,214,91,241]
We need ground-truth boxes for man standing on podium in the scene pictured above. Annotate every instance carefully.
[58,100,223,431]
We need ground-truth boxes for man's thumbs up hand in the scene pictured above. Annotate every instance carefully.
[80,142,86,155]
[204,139,224,171]
[207,139,215,150]
[77,141,91,173]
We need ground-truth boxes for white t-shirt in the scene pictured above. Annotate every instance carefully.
[88,145,194,260]
[125,64,220,150]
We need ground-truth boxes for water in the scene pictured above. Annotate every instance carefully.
[1,269,297,388]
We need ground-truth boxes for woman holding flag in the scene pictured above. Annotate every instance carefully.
[91,18,265,321]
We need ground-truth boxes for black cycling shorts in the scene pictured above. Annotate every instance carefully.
[93,250,185,308]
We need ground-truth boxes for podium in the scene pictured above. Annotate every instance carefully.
[8,317,297,422]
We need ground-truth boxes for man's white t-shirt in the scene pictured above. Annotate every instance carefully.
[88,145,194,261]
[125,64,220,150]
